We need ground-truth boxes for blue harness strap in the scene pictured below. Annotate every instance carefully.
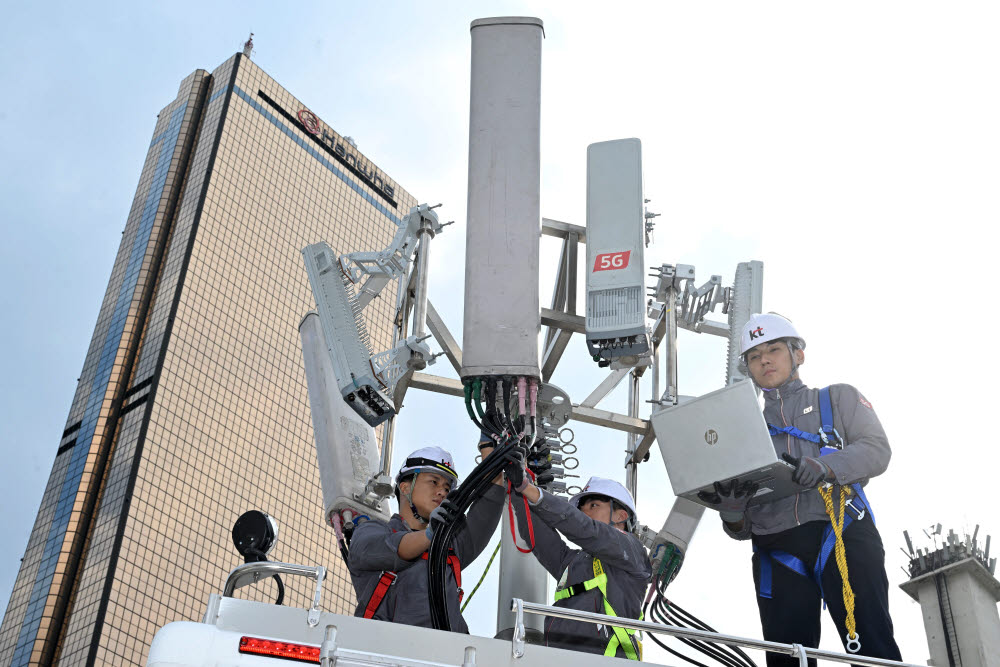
[768,424,822,443]
[757,387,876,603]
[767,386,840,445]
[757,487,873,602]
[756,547,810,599]
[819,386,835,435]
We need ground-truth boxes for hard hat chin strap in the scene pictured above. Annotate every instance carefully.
[609,502,636,533]
[786,340,801,379]
[405,472,428,525]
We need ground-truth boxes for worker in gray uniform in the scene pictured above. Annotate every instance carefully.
[509,470,651,660]
[701,313,901,665]
[348,443,505,632]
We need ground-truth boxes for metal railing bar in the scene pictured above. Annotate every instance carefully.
[223,562,325,597]
[511,599,924,667]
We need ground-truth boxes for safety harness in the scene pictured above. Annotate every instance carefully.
[757,386,873,653]
[553,557,643,660]
[363,551,463,620]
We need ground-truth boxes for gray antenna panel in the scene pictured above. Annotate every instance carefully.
[302,242,394,426]
[725,261,763,385]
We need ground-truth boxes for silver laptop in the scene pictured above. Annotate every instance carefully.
[651,380,799,509]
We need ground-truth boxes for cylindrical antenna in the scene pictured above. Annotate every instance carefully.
[461,17,544,381]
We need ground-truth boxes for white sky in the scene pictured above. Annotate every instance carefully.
[2,2,1000,664]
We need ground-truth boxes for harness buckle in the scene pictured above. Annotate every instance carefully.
[818,428,845,449]
[832,428,845,449]
[845,497,866,521]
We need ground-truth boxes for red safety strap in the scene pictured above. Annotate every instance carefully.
[507,473,537,554]
[362,571,397,619]
[363,551,464,619]
[421,552,464,603]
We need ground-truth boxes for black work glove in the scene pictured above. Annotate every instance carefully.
[425,499,462,540]
[698,478,758,522]
[502,447,529,493]
[782,453,833,488]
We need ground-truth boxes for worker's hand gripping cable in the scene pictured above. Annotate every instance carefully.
[427,375,539,631]
[502,444,538,554]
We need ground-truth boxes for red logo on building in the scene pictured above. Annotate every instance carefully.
[297,109,320,135]
[593,251,631,272]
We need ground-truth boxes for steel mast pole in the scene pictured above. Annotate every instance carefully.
[409,218,436,369]
[665,285,678,404]
[625,371,641,499]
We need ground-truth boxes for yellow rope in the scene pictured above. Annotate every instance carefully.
[818,484,860,650]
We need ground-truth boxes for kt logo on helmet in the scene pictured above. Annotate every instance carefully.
[748,326,764,340]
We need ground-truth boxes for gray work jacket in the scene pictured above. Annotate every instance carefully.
[724,378,891,539]
[348,483,505,632]
[516,490,651,657]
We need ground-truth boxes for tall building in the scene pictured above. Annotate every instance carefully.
[0,52,415,666]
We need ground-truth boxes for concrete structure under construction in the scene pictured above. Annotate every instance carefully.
[900,531,1000,667]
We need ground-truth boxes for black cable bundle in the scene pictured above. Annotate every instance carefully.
[643,575,757,667]
[427,376,529,631]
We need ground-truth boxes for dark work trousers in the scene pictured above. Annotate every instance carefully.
[751,518,902,667]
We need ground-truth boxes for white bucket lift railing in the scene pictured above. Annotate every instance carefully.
[510,598,924,667]
[213,562,327,628]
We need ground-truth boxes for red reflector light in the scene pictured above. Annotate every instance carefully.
[239,636,320,663]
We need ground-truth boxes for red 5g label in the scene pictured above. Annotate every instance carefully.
[593,251,631,272]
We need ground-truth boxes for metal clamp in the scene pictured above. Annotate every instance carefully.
[555,442,577,455]
[308,566,327,627]
[792,643,808,667]
[845,498,866,521]
[510,598,526,659]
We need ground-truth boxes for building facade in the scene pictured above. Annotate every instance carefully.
[0,53,414,666]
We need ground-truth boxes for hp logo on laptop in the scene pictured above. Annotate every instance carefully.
[704,429,719,445]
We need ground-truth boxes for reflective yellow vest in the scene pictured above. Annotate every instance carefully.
[552,557,643,660]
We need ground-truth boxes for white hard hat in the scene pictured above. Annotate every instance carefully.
[570,477,637,522]
[739,312,806,357]
[395,446,459,490]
